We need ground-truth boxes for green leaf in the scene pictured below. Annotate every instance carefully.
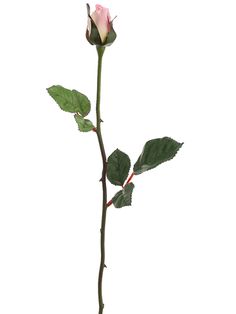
[47,85,91,116]
[107,149,131,186]
[112,183,135,208]
[134,137,183,175]
[74,114,95,132]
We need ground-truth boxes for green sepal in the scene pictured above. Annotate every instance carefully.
[112,183,135,208]
[134,137,183,175]
[107,149,131,186]
[47,85,91,116]
[104,24,117,46]
[86,22,102,46]
[74,114,95,132]
[86,4,103,46]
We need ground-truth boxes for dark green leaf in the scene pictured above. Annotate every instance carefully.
[47,85,91,116]
[74,114,94,132]
[107,149,131,186]
[134,137,183,175]
[112,183,135,208]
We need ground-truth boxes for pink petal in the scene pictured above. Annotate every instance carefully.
[91,4,111,43]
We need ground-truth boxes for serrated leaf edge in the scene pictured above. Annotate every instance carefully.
[107,148,131,186]
[112,183,135,208]
[74,114,94,132]
[134,138,184,175]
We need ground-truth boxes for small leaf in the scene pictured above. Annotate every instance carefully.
[134,137,183,175]
[112,183,135,208]
[47,85,91,116]
[107,149,131,186]
[74,114,95,132]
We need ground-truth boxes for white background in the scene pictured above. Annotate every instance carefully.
[0,0,236,313]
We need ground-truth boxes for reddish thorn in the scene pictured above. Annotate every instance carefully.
[92,127,97,132]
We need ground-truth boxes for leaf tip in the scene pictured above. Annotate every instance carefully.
[46,85,56,94]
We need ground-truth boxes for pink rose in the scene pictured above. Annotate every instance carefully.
[91,5,111,43]
[86,3,117,46]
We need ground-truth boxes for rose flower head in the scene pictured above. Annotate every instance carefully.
[86,4,117,46]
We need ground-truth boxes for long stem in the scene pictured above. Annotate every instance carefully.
[96,46,107,314]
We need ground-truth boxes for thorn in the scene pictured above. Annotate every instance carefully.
[104,264,107,268]
[100,118,104,123]
[99,177,102,182]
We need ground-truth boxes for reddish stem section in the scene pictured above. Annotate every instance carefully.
[106,199,113,208]
[126,172,134,185]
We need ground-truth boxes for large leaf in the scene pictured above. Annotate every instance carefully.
[47,85,91,116]
[112,183,135,208]
[134,137,183,175]
[74,114,94,132]
[107,149,131,186]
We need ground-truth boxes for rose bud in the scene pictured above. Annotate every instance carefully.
[86,4,117,46]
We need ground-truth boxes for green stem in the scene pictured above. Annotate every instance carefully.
[96,46,107,314]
